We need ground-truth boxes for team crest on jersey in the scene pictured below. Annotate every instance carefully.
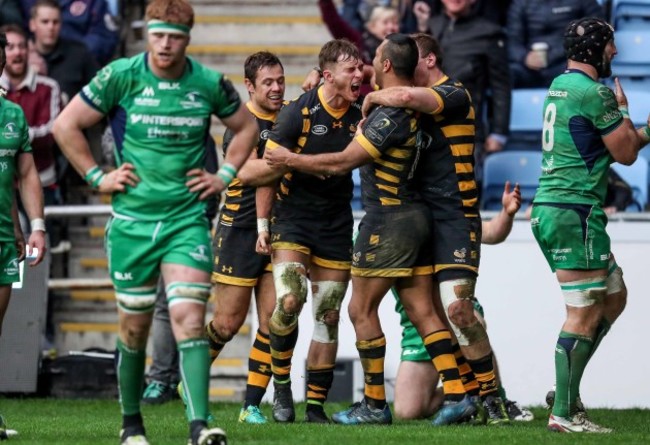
[260,129,270,140]
[2,123,19,139]
[180,91,203,109]
[189,245,210,262]
[453,248,467,262]
[4,258,19,276]
[365,112,397,145]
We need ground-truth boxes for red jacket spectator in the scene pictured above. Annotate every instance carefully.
[1,66,61,186]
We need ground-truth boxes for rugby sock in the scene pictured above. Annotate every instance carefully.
[587,318,611,361]
[205,322,227,361]
[244,330,273,408]
[357,335,387,409]
[453,342,480,396]
[497,385,508,401]
[423,330,465,402]
[178,338,211,421]
[467,353,499,398]
[306,363,335,412]
[116,338,145,416]
[552,331,593,418]
[270,325,299,384]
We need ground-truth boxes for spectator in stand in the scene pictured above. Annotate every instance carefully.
[0,24,64,246]
[28,0,98,104]
[318,0,399,93]
[0,0,24,26]
[22,0,119,66]
[409,0,510,29]
[507,0,604,88]
[415,0,511,182]
[28,0,100,207]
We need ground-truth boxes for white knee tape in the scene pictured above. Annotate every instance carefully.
[439,278,482,346]
[439,278,475,312]
[561,277,607,308]
[165,282,211,308]
[311,280,348,343]
[116,286,157,313]
[606,258,624,295]
[273,262,308,303]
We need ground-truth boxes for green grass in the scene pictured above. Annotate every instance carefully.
[1,399,649,444]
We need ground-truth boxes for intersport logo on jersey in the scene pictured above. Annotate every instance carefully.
[130,114,205,126]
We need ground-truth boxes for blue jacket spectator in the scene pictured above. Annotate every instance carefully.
[23,0,119,66]
[507,0,603,88]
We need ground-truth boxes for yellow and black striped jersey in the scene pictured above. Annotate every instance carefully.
[355,105,423,210]
[266,86,363,215]
[416,76,479,219]
[219,102,278,228]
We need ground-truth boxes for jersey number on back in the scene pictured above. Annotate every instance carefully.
[542,103,556,152]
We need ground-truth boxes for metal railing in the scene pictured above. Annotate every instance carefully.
[43,203,650,290]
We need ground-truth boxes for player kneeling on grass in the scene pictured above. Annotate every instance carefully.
[393,183,533,423]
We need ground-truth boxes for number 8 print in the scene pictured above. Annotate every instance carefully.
[542,103,556,152]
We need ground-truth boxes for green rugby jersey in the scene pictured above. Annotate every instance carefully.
[534,70,623,206]
[0,97,31,242]
[81,53,241,221]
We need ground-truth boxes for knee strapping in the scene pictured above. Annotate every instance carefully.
[606,258,625,295]
[165,282,211,307]
[116,286,157,313]
[439,278,486,346]
[271,262,308,334]
[311,280,347,343]
[561,277,607,307]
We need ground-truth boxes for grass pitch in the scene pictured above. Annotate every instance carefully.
[1,399,649,444]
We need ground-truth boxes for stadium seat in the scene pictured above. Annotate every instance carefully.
[506,89,546,151]
[351,168,362,210]
[610,30,650,82]
[612,0,650,30]
[481,151,542,210]
[622,87,650,126]
[611,159,649,211]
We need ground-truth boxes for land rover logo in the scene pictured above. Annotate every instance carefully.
[312,125,328,135]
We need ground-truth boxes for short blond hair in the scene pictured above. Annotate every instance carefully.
[145,0,194,29]
[366,6,399,27]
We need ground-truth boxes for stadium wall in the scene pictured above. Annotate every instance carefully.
[254,218,650,409]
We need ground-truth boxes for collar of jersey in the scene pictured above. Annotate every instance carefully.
[317,86,350,120]
[431,75,449,87]
[246,101,278,121]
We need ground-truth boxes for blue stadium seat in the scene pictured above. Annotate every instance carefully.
[481,151,543,210]
[611,159,649,211]
[506,89,546,151]
[610,30,650,82]
[622,87,650,126]
[613,0,650,30]
[351,168,362,210]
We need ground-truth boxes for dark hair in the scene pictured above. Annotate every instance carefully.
[381,33,418,80]
[318,38,361,71]
[411,33,444,67]
[31,0,61,18]
[244,51,284,85]
[0,24,28,40]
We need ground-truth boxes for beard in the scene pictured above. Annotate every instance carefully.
[599,59,612,78]
[5,61,26,78]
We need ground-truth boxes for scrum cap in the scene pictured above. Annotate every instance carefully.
[564,17,614,76]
